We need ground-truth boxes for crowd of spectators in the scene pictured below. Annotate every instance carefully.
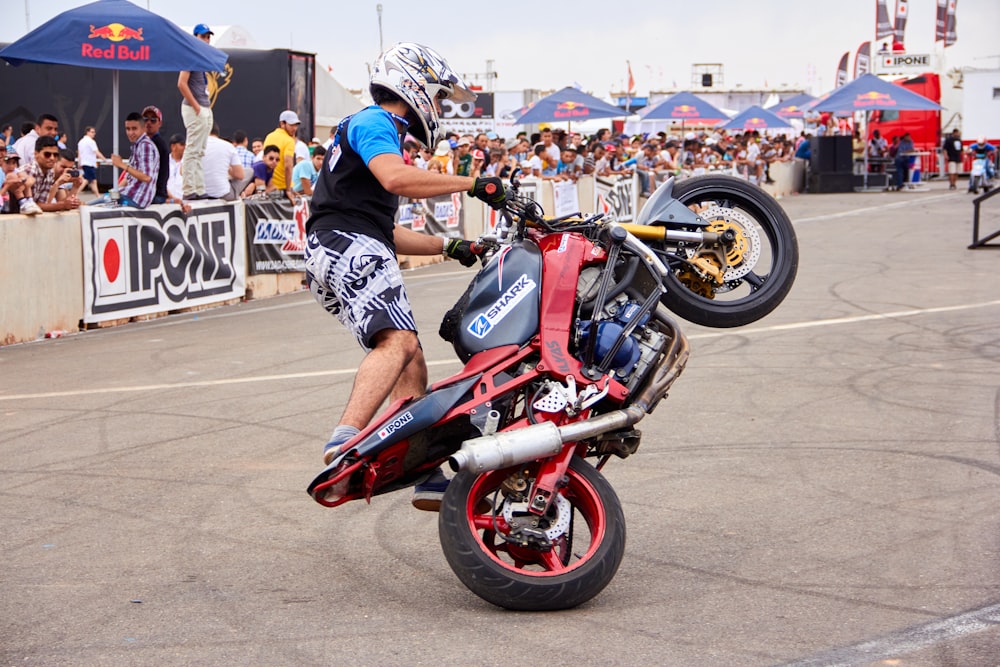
[0,108,330,215]
[407,125,801,194]
[3,105,842,217]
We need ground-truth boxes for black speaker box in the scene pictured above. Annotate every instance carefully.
[809,172,854,193]
[810,136,853,174]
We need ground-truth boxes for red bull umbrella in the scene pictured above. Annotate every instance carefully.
[638,91,728,123]
[808,73,939,113]
[765,93,817,118]
[0,0,226,72]
[513,87,628,125]
[717,105,792,131]
[0,0,228,173]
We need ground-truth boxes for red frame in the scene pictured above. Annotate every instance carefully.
[312,230,630,510]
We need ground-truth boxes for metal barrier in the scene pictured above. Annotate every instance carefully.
[969,186,1000,249]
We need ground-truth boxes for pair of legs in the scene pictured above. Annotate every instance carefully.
[304,228,426,437]
[305,228,448,509]
[180,104,212,198]
[339,328,427,431]
[76,165,100,196]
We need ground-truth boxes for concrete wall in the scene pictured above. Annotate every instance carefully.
[0,212,85,345]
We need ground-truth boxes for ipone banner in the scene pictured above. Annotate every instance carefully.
[245,197,310,274]
[81,203,246,323]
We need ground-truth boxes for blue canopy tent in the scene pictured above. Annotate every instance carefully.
[514,87,628,126]
[765,93,817,118]
[808,73,940,114]
[638,91,728,126]
[718,105,792,131]
[0,0,227,184]
[809,74,940,190]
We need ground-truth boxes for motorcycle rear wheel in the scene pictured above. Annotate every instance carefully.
[438,456,625,611]
[653,175,798,328]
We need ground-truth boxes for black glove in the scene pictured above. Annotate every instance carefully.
[468,177,507,209]
[444,238,480,267]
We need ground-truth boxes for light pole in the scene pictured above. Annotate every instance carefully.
[376,4,383,54]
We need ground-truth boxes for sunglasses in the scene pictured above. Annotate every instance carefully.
[143,117,160,123]
[40,151,59,158]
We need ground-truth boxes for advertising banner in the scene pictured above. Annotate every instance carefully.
[876,0,894,39]
[944,0,958,46]
[594,174,639,223]
[439,92,495,135]
[81,203,246,323]
[836,52,850,88]
[893,0,909,45]
[245,197,310,274]
[397,192,466,237]
[854,42,871,79]
[553,181,580,218]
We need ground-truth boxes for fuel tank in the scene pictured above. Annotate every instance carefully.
[453,242,542,360]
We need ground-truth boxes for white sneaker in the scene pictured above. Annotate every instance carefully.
[20,201,43,215]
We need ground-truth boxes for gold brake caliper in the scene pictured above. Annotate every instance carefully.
[678,217,751,298]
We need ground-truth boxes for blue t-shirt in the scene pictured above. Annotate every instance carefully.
[292,158,319,192]
[252,161,273,184]
[307,106,405,249]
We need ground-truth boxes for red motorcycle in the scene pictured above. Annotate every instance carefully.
[308,172,797,610]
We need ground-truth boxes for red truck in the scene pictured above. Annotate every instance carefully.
[867,70,1000,176]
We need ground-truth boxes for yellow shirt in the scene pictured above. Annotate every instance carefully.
[263,128,296,190]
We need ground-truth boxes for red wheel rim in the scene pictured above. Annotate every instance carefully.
[464,465,607,577]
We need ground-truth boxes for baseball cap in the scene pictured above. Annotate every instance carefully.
[434,140,451,156]
[193,24,214,36]
[472,149,485,161]
[485,131,498,140]
[279,110,301,125]
[141,105,162,122]
[455,137,471,147]
[3,147,20,160]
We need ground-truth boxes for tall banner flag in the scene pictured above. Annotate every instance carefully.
[836,52,849,88]
[876,0,894,39]
[893,0,909,46]
[945,0,957,46]
[935,0,947,41]
[854,42,871,79]
[626,60,635,111]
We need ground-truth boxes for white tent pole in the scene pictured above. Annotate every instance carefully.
[112,69,119,193]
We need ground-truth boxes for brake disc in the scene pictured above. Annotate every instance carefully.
[502,492,572,541]
[684,205,762,288]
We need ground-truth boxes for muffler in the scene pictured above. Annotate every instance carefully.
[448,406,645,474]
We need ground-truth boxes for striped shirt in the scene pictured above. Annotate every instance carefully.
[120,133,159,208]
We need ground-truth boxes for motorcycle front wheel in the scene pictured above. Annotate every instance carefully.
[653,175,798,328]
[438,456,625,611]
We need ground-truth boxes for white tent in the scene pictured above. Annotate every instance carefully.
[315,66,366,138]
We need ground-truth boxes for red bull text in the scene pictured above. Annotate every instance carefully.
[83,23,149,61]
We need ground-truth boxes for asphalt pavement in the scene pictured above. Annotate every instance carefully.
[2,178,999,666]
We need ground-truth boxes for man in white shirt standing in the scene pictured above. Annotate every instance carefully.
[14,114,59,168]
[76,125,106,197]
[202,125,244,200]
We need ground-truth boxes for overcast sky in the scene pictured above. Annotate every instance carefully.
[4,0,998,96]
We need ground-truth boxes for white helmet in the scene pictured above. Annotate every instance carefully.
[369,42,476,149]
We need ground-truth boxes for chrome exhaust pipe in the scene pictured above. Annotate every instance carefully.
[448,406,646,474]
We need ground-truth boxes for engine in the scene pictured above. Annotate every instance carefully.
[573,266,671,395]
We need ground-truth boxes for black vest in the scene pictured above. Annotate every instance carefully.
[306,112,401,251]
